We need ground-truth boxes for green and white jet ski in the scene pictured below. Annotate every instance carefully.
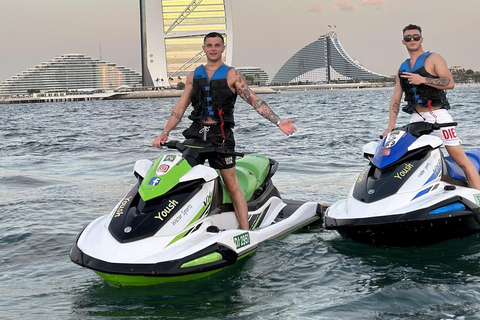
[70,139,325,287]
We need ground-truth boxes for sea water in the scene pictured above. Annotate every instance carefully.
[1,87,480,319]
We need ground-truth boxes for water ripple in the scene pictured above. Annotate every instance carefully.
[0,89,479,319]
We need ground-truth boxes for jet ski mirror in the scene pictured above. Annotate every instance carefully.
[134,159,154,179]
[363,141,379,160]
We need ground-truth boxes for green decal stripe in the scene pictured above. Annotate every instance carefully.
[167,229,190,247]
[186,196,212,228]
[95,248,258,287]
[180,252,223,268]
[238,248,257,259]
[95,269,221,287]
[166,199,211,247]
[139,157,191,201]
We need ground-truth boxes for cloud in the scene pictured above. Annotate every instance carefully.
[362,0,385,9]
[308,4,324,13]
[332,0,357,12]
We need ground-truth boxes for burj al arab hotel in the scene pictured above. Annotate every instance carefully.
[139,0,233,87]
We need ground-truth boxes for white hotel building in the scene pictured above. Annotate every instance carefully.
[0,54,141,97]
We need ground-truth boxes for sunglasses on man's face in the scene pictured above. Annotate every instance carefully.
[403,34,422,42]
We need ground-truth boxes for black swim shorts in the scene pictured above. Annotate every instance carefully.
[182,122,236,170]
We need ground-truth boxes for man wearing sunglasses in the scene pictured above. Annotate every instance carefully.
[383,24,480,190]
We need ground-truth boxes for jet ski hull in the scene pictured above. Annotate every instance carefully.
[325,195,480,247]
[325,211,480,247]
[70,201,324,286]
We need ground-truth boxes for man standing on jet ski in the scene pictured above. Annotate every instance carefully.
[152,32,297,230]
[383,24,480,190]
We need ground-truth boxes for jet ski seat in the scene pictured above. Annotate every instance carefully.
[445,148,480,181]
[219,154,270,203]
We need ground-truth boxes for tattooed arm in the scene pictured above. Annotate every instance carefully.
[230,69,296,135]
[428,53,455,89]
[152,72,193,148]
[383,74,403,137]
[232,69,280,123]
[424,77,451,87]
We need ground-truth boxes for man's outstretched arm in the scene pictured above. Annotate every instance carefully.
[231,69,296,135]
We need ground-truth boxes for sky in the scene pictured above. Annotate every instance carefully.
[1,0,480,82]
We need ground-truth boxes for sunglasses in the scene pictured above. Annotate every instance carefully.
[403,34,422,42]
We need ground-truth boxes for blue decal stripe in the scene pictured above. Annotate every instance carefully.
[423,163,441,186]
[429,202,466,215]
[412,187,431,200]
[424,173,436,185]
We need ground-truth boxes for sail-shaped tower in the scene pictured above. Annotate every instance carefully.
[140,0,233,87]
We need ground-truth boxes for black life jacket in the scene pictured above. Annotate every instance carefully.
[189,64,237,125]
[399,51,450,114]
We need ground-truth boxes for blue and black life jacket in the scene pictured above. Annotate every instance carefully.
[189,64,237,125]
[399,51,450,114]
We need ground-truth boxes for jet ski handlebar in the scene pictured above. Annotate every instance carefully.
[402,121,458,137]
[165,139,243,156]
[431,122,458,130]
[164,140,244,166]
[380,121,458,139]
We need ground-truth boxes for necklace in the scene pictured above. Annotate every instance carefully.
[205,64,222,71]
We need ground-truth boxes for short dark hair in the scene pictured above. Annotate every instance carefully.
[403,24,422,34]
[204,32,225,44]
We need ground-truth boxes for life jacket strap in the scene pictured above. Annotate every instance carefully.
[218,108,226,147]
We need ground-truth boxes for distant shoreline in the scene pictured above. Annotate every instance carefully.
[113,86,279,100]
[2,82,478,104]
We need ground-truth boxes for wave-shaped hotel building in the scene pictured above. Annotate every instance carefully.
[272,31,388,84]
[0,54,141,96]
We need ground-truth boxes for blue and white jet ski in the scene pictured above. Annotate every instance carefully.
[325,121,480,247]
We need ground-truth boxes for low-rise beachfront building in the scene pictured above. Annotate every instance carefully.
[236,67,269,86]
[0,54,142,97]
[272,31,390,84]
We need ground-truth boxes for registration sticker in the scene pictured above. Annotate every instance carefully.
[233,232,250,249]
[474,194,480,206]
